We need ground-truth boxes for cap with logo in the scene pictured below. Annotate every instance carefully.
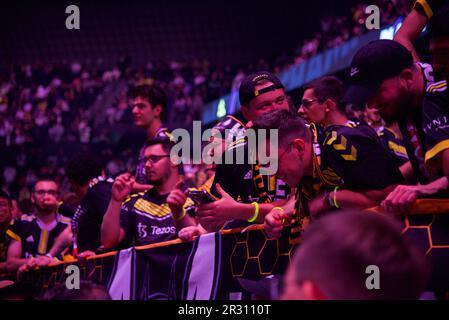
[343,39,414,104]
[239,71,285,106]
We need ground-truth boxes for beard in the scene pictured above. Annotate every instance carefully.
[146,165,171,187]
[147,177,163,186]
[34,200,57,213]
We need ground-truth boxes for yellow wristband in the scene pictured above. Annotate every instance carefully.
[333,186,340,209]
[247,202,260,223]
[272,207,284,213]
[173,208,186,221]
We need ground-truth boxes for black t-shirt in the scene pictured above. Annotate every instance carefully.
[72,177,113,252]
[422,81,449,164]
[378,126,410,168]
[288,122,404,244]
[321,122,404,190]
[210,141,291,203]
[120,188,195,247]
[399,63,449,183]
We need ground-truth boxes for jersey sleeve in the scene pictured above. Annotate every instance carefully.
[422,86,449,164]
[323,128,403,190]
[119,195,138,236]
[209,144,250,200]
[6,219,22,242]
[87,182,113,219]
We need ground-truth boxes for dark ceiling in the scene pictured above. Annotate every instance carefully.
[0,0,360,67]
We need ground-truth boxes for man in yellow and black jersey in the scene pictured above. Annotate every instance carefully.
[101,138,197,249]
[344,40,449,214]
[253,110,403,243]
[377,122,410,168]
[363,102,410,168]
[196,71,292,231]
[5,179,70,274]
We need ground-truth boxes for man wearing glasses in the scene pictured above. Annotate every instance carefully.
[101,138,197,248]
[5,179,71,274]
[298,76,350,128]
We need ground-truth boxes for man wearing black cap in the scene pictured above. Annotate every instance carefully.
[195,71,292,231]
[344,39,449,214]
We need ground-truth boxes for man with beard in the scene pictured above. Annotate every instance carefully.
[101,138,197,248]
[5,179,71,273]
[343,39,449,214]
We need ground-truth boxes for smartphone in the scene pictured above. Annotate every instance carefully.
[188,189,215,205]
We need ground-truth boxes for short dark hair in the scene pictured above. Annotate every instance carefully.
[131,84,167,121]
[253,109,311,148]
[303,76,346,113]
[33,178,59,193]
[291,211,429,299]
[0,189,12,206]
[144,137,175,154]
[66,152,103,186]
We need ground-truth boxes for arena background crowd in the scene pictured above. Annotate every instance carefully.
[2,0,449,301]
[1,0,409,211]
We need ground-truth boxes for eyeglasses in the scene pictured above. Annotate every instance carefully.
[300,98,323,109]
[143,154,171,165]
[34,189,58,197]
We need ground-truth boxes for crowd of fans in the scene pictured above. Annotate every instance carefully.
[1,0,448,300]
[0,0,410,210]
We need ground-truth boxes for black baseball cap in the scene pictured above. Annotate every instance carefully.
[239,71,285,106]
[343,40,414,104]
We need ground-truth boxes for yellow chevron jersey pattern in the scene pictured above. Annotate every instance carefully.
[325,131,358,161]
[320,122,403,190]
[123,192,195,218]
[120,189,196,246]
